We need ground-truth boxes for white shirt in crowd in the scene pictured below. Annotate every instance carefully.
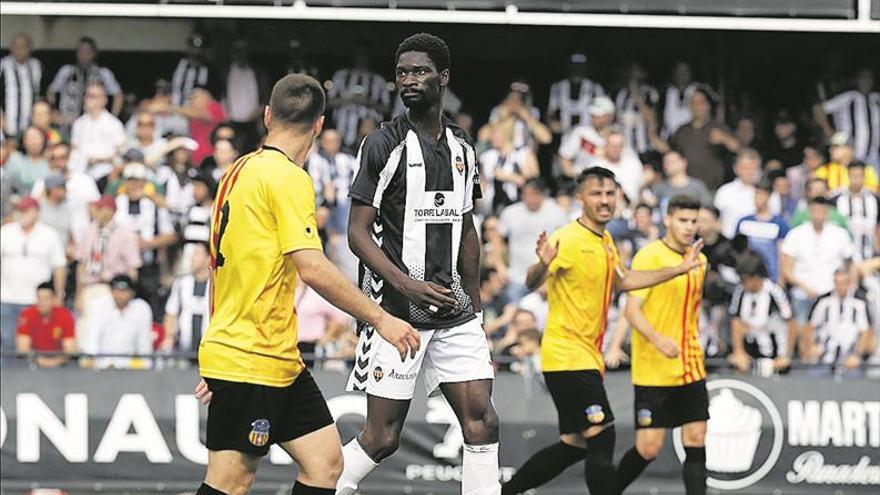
[547,78,605,133]
[83,294,153,369]
[32,172,101,246]
[489,105,543,150]
[225,64,260,122]
[478,146,531,210]
[780,222,855,300]
[0,222,66,305]
[0,54,41,137]
[558,124,606,174]
[714,179,757,239]
[164,275,210,352]
[70,110,127,179]
[662,83,697,137]
[821,90,880,164]
[497,199,568,286]
[600,151,644,202]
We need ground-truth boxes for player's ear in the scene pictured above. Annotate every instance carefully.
[440,68,450,88]
[314,115,325,136]
[263,105,272,130]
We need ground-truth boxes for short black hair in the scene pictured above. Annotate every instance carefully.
[737,256,765,279]
[37,281,55,293]
[756,178,773,192]
[523,177,547,194]
[667,194,701,214]
[635,203,653,214]
[78,36,97,50]
[395,33,451,72]
[577,166,618,189]
[269,74,325,130]
[848,159,867,170]
[700,205,721,219]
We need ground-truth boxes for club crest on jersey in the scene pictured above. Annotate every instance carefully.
[373,366,385,381]
[454,155,465,175]
[248,419,270,447]
[434,192,445,207]
[637,408,653,427]
[585,404,605,424]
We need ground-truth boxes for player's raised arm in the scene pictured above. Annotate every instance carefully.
[615,238,705,291]
[525,230,559,290]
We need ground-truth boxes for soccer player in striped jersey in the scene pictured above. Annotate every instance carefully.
[618,194,710,495]
[502,170,704,495]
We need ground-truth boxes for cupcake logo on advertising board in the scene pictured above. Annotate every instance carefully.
[673,379,785,491]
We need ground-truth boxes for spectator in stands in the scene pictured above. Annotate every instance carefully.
[664,85,740,191]
[0,197,67,356]
[814,67,880,168]
[37,174,73,252]
[207,137,238,181]
[178,169,215,274]
[0,143,12,222]
[156,136,199,214]
[698,205,740,352]
[161,241,211,355]
[30,100,63,146]
[547,52,605,135]
[479,121,539,213]
[735,179,789,282]
[31,143,100,248]
[734,115,761,154]
[660,61,698,137]
[833,160,879,261]
[480,215,509,277]
[815,133,879,192]
[284,38,320,80]
[15,282,76,368]
[781,196,856,331]
[127,112,167,168]
[509,328,542,377]
[5,125,49,196]
[802,269,874,372]
[133,79,189,139]
[787,143,826,203]
[767,169,798,222]
[115,162,177,312]
[495,308,538,371]
[82,274,153,369]
[615,62,658,156]
[294,269,353,368]
[69,82,127,187]
[599,131,643,202]
[170,33,211,108]
[652,149,712,208]
[224,39,267,151]
[715,147,762,238]
[0,33,41,138]
[557,96,616,181]
[790,177,849,230]
[517,282,549,333]
[328,43,390,147]
[727,258,796,374]
[764,111,803,170]
[497,178,567,303]
[170,85,225,166]
[48,36,123,128]
[485,80,552,150]
[308,129,356,234]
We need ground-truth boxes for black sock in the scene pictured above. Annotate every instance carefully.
[616,447,652,493]
[682,446,707,495]
[196,483,227,495]
[584,427,617,495]
[291,481,335,494]
[501,441,584,495]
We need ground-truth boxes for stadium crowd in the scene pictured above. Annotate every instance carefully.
[1,32,878,376]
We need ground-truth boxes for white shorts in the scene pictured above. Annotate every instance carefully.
[345,317,495,400]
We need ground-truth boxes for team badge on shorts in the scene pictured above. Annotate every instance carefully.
[454,155,465,175]
[585,405,605,424]
[248,419,270,447]
[373,366,385,381]
[637,408,653,427]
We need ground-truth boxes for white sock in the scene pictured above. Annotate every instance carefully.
[336,439,379,495]
[462,442,501,495]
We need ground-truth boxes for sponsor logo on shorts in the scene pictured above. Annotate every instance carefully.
[637,408,653,427]
[373,366,384,382]
[248,419,270,447]
[585,404,605,424]
[389,369,418,381]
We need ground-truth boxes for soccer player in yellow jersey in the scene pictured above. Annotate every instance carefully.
[193,74,420,495]
[502,169,704,495]
[617,194,710,495]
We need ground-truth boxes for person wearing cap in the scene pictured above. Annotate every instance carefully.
[155,135,200,214]
[781,195,857,331]
[38,173,73,253]
[81,274,153,370]
[1,196,67,356]
[47,36,123,129]
[557,95,617,181]
[814,133,879,192]
[547,52,606,135]
[484,80,551,150]
[171,32,212,108]
[69,82,127,185]
[734,178,790,283]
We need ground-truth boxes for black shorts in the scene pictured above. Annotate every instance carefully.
[633,380,709,429]
[204,369,334,456]
[544,370,614,434]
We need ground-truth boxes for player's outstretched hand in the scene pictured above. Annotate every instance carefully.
[680,238,706,272]
[194,378,213,405]
[536,231,559,268]
[376,312,421,361]
[653,334,681,359]
[604,346,628,369]
[403,279,458,314]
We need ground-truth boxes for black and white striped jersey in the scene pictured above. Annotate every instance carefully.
[171,58,210,107]
[809,289,872,365]
[547,78,605,133]
[164,274,210,352]
[329,68,390,147]
[48,63,121,123]
[833,189,879,260]
[0,55,41,137]
[349,114,481,330]
[660,83,698,137]
[821,90,880,163]
[615,84,659,154]
[479,146,530,212]
[729,279,793,328]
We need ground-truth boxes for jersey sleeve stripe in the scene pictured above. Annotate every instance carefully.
[680,271,691,384]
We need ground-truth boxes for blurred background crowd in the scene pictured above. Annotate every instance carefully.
[1,30,877,377]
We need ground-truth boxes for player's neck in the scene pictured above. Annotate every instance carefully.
[264,130,313,166]
[407,105,444,141]
[576,215,606,237]
[662,234,687,254]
